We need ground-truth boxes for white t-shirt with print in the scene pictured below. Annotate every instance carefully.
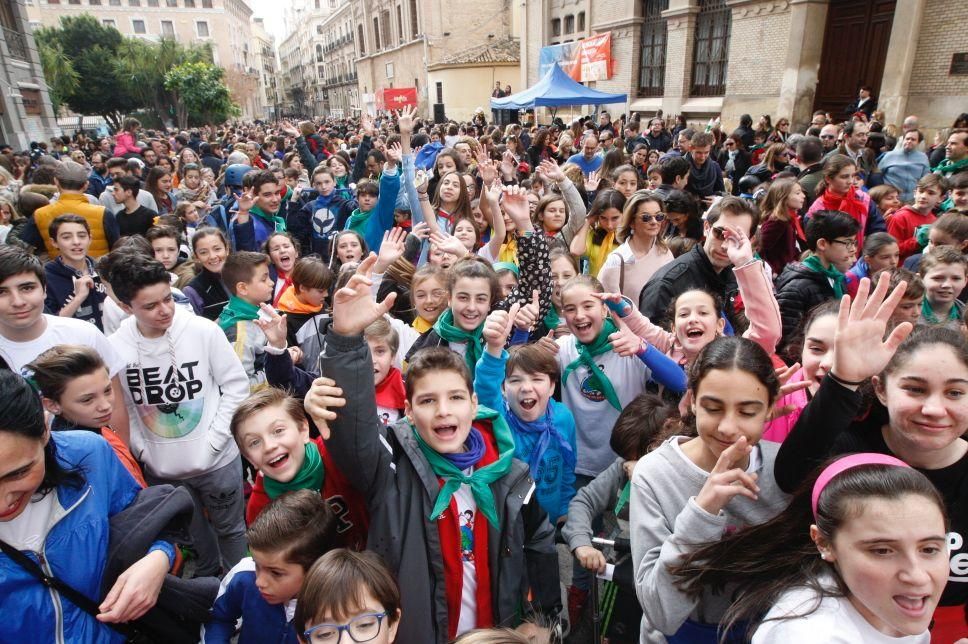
[556,335,650,476]
[455,480,478,637]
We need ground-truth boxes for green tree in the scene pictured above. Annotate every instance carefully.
[164,61,239,127]
[36,40,79,113]
[114,38,213,125]
[34,15,141,130]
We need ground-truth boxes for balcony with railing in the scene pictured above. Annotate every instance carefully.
[2,26,30,61]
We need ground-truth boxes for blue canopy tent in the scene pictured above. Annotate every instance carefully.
[490,63,627,118]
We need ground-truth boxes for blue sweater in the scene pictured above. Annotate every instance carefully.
[202,557,298,644]
[475,350,577,522]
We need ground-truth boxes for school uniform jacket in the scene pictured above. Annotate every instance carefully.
[320,331,562,643]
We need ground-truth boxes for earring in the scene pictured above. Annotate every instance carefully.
[819,552,828,561]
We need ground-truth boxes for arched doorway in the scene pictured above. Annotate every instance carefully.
[813,0,896,117]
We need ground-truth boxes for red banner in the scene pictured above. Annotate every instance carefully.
[377,87,418,111]
[575,32,612,82]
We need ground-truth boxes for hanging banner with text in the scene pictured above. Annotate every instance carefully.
[539,32,613,82]
[377,87,418,111]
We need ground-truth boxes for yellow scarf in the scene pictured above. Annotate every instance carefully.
[587,230,617,277]
[499,236,518,264]
[412,316,433,333]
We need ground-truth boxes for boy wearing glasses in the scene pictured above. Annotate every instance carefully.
[775,210,860,338]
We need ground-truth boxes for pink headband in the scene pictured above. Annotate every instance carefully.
[811,453,910,518]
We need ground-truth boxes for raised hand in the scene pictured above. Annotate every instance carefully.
[360,113,376,138]
[483,302,520,354]
[694,436,760,516]
[254,303,288,350]
[373,227,408,273]
[303,376,346,440]
[538,158,565,183]
[332,254,398,336]
[385,142,402,166]
[831,277,912,387]
[410,221,431,241]
[500,150,516,178]
[236,186,256,212]
[478,156,498,187]
[534,334,560,356]
[513,290,540,331]
[429,231,469,258]
[723,223,754,267]
[396,105,416,135]
[767,362,811,421]
[279,121,299,138]
[501,185,533,233]
[585,170,601,192]
[607,314,645,357]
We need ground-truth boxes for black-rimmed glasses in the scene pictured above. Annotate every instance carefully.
[640,213,666,223]
[303,612,389,643]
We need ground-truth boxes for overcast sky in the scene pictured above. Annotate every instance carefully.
[249,0,286,42]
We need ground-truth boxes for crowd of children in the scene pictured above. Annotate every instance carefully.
[0,109,966,644]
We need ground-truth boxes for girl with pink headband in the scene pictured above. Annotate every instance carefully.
[773,276,968,639]
[670,453,949,642]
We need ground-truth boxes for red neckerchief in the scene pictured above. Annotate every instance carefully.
[438,208,454,226]
[374,368,406,411]
[788,208,807,244]
[819,187,869,246]
[438,420,497,637]
[272,270,292,307]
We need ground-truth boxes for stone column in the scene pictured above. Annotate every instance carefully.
[661,0,700,117]
[776,0,828,130]
[878,0,925,127]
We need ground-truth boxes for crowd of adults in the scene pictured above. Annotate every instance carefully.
[0,95,966,644]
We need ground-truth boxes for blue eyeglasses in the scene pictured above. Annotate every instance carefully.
[303,612,388,643]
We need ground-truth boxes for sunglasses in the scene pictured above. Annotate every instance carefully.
[640,213,666,223]
[820,134,836,140]
[710,226,728,241]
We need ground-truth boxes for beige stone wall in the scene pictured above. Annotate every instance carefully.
[427,63,521,121]
[909,0,968,97]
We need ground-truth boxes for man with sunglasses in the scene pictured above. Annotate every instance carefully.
[638,196,757,330]
[818,124,840,154]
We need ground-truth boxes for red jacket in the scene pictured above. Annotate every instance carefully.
[886,205,935,261]
[246,437,369,550]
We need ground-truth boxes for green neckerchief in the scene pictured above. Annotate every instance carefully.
[346,207,371,235]
[263,442,324,499]
[432,308,484,373]
[249,203,288,233]
[562,318,622,411]
[802,254,846,298]
[217,295,261,332]
[932,156,968,176]
[412,405,515,527]
[614,480,631,516]
[921,297,961,324]
[543,306,560,332]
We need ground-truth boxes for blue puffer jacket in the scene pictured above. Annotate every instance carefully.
[0,431,140,644]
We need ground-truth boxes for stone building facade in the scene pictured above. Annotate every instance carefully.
[1,1,59,149]
[521,0,968,132]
